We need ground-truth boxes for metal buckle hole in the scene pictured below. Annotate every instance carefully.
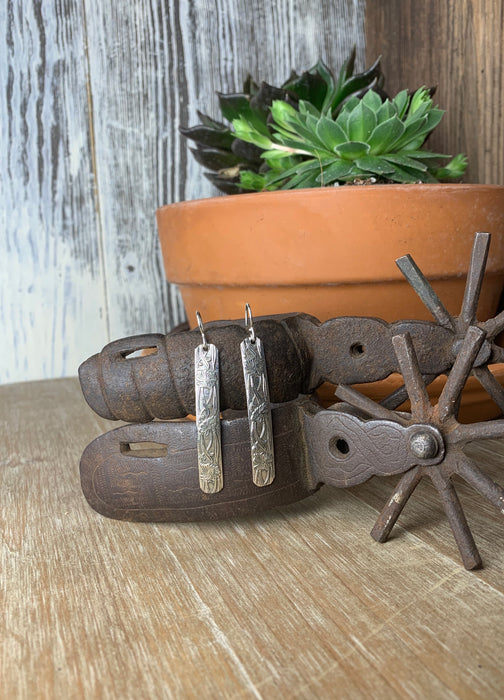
[120,442,167,458]
[350,343,365,357]
[329,437,350,458]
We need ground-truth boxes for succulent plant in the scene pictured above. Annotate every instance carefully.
[181,50,467,193]
[233,87,467,190]
[180,48,385,194]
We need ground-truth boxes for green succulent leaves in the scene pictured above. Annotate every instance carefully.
[234,87,467,190]
[180,50,467,193]
[181,49,389,194]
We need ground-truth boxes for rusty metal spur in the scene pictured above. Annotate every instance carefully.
[79,232,504,569]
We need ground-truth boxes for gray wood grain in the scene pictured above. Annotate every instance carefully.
[2,0,365,382]
[1,0,107,381]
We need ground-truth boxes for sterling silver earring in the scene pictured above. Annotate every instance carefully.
[240,304,275,487]
[194,311,223,494]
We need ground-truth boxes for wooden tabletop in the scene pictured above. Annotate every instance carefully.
[2,377,504,699]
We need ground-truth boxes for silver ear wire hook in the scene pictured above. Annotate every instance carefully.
[196,310,208,351]
[245,302,256,343]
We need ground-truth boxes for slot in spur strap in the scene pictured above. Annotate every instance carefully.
[79,401,317,522]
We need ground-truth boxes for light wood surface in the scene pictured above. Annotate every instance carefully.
[2,0,365,383]
[2,377,504,698]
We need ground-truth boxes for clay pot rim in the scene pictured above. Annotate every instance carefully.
[157,182,504,214]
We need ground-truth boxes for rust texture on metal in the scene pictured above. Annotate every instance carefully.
[79,232,504,569]
[80,401,315,522]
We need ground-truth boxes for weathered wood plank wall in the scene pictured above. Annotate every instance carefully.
[2,0,365,383]
[365,0,504,185]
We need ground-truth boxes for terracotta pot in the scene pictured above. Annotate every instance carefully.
[157,184,504,326]
[318,364,504,424]
[157,184,504,419]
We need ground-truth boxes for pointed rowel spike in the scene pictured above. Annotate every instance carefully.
[451,417,504,444]
[437,326,486,422]
[429,470,482,570]
[371,467,423,543]
[395,254,454,330]
[460,232,491,325]
[482,309,504,339]
[380,374,436,411]
[335,385,408,424]
[454,454,504,514]
[392,334,431,421]
[472,366,504,413]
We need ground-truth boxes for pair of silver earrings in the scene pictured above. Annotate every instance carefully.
[194,304,275,494]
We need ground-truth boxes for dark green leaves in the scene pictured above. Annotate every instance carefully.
[190,146,241,170]
[281,60,332,111]
[180,125,235,150]
[217,93,251,123]
[326,50,383,115]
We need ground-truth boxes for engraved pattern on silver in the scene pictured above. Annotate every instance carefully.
[195,343,223,493]
[240,336,275,486]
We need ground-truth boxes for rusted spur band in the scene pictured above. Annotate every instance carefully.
[79,401,317,522]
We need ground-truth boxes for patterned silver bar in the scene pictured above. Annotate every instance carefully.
[194,343,223,493]
[240,337,275,486]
